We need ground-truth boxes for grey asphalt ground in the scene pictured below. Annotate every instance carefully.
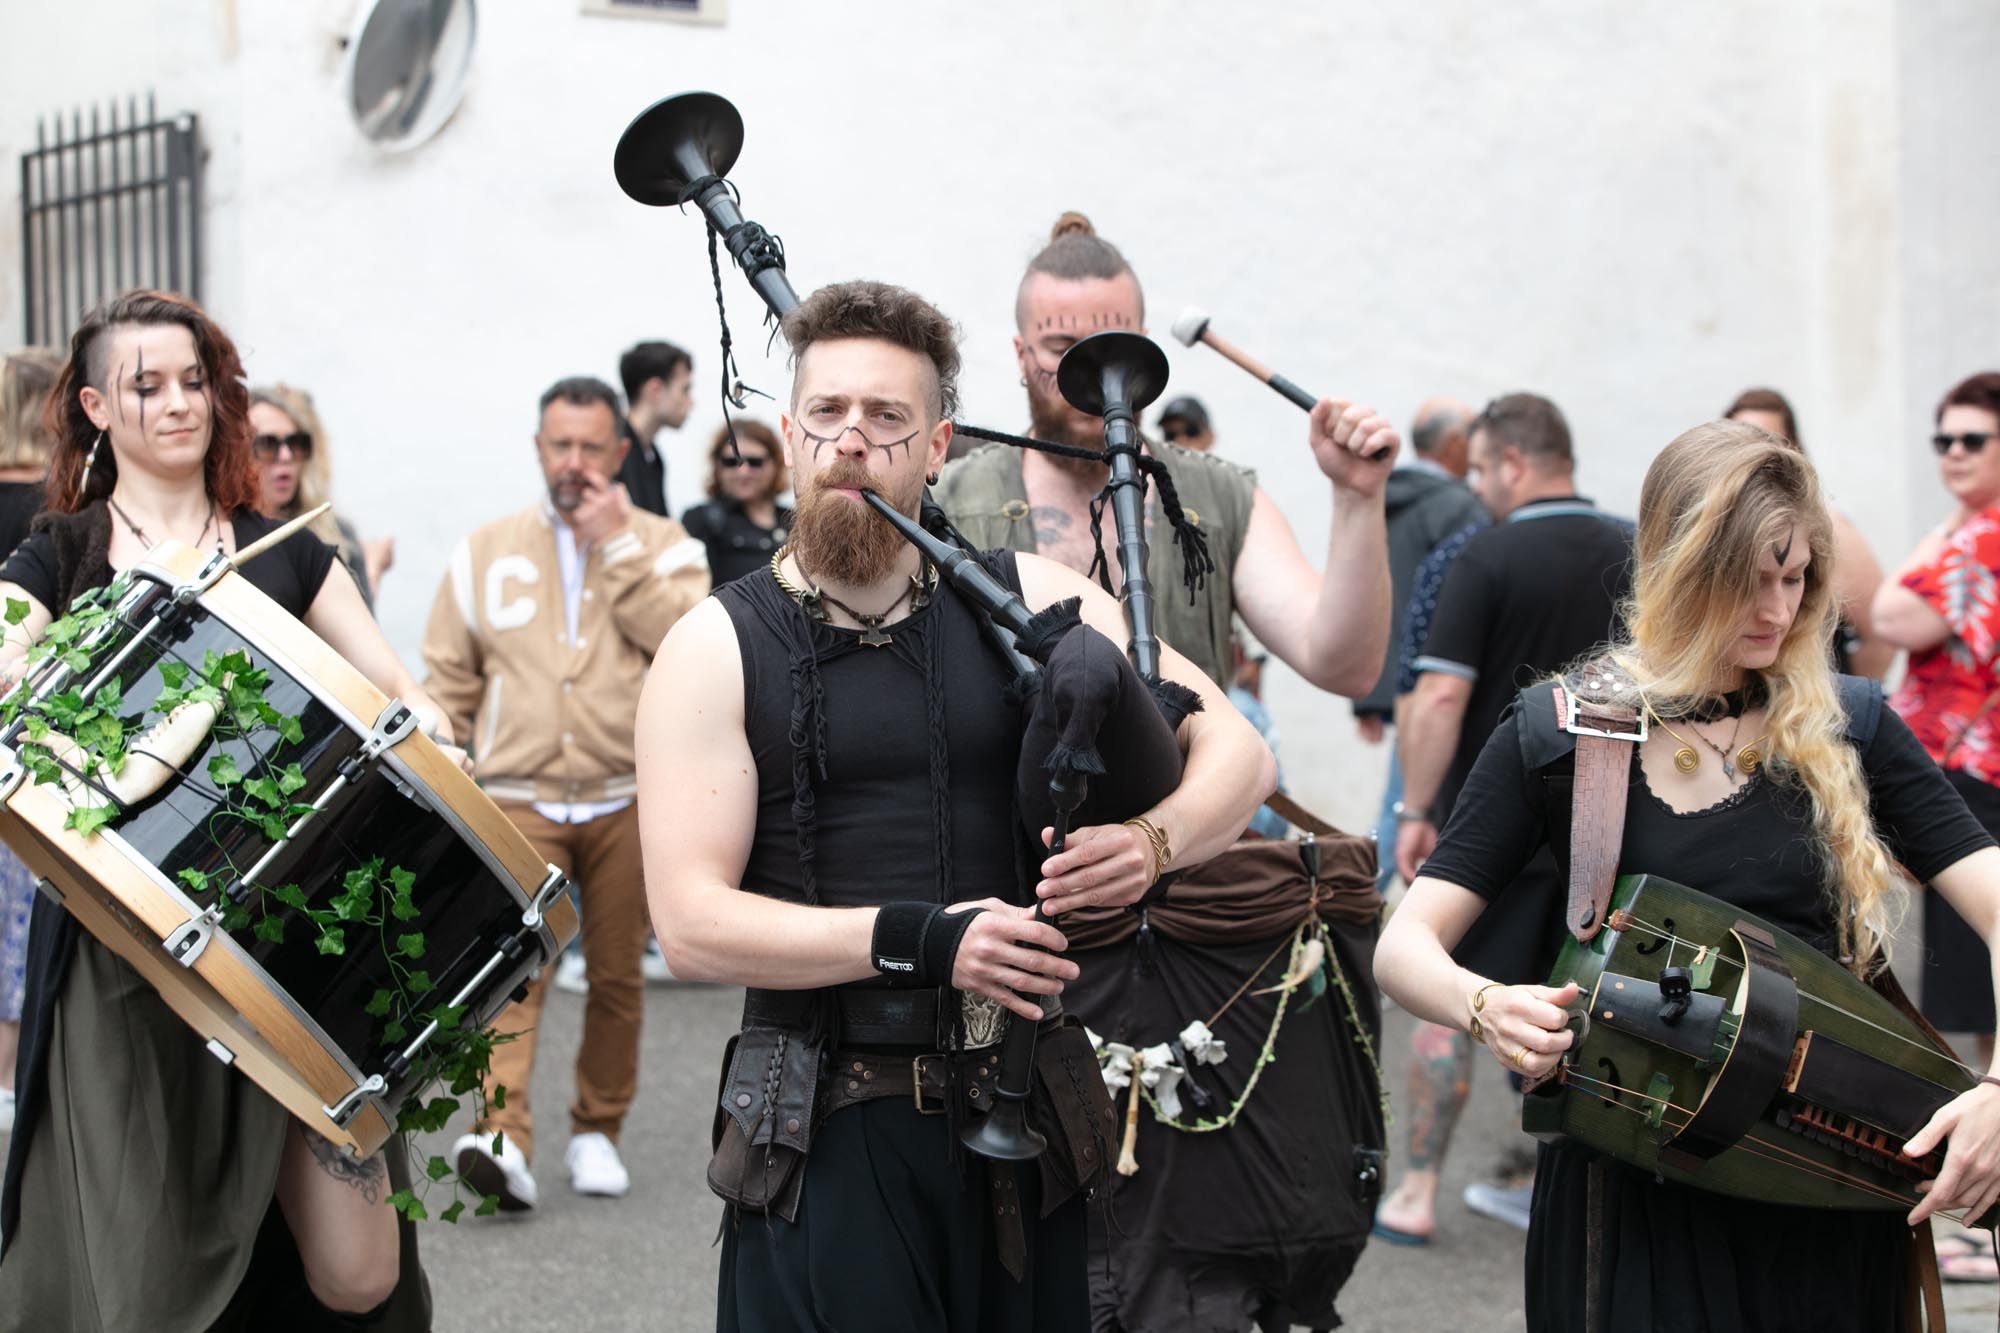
[411,982,1536,1333]
[2,967,1991,1329]
[415,981,2000,1332]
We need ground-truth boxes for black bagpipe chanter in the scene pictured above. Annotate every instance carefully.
[614,92,1385,1322]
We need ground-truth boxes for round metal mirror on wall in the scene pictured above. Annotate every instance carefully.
[341,0,478,152]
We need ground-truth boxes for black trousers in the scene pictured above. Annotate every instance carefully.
[718,1099,1087,1333]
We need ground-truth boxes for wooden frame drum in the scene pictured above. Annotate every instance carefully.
[0,540,578,1156]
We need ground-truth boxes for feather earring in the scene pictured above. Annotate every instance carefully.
[81,431,104,488]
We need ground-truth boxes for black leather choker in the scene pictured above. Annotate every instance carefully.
[1681,679,1766,723]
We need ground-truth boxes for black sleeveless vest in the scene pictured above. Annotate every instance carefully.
[715,558,1030,912]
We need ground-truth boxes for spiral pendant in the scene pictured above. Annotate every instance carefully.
[1673,746,1699,774]
[1736,745,1762,775]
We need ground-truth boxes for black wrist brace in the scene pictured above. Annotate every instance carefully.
[871,901,984,987]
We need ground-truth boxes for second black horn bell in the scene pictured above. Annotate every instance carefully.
[1057,331,1171,420]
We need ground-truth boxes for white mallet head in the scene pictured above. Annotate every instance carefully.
[1170,306,1211,348]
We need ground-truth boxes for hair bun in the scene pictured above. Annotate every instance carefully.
[1050,211,1096,241]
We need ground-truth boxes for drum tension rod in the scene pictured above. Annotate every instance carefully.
[322,1074,389,1133]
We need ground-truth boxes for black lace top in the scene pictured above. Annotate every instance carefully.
[1422,692,1993,957]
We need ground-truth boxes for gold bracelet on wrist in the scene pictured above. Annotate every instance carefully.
[1467,980,1504,1045]
[1123,815,1172,883]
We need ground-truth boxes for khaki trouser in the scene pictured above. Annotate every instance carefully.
[476,801,646,1162]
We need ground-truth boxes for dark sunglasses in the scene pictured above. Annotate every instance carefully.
[1161,424,1198,443]
[1933,432,1993,456]
[721,454,769,470]
[251,431,314,461]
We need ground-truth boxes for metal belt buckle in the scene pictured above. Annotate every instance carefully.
[1561,688,1647,743]
[911,1054,947,1115]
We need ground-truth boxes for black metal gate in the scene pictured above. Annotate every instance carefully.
[19,94,203,347]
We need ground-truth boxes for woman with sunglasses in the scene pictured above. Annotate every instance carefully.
[680,419,793,586]
[1873,371,2000,1281]
[249,385,389,609]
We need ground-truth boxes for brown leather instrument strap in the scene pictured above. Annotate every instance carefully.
[1263,789,1337,837]
[1910,1223,1945,1333]
[1559,664,1647,941]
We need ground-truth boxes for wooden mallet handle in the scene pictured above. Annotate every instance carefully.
[1169,305,1387,458]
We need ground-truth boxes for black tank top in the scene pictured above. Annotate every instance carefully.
[716,554,1029,910]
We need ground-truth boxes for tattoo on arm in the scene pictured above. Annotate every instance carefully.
[303,1128,388,1205]
[1029,505,1072,548]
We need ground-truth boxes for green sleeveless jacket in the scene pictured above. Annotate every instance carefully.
[933,441,1256,690]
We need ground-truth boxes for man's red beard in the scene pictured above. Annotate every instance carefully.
[790,460,923,587]
[1025,377,1110,481]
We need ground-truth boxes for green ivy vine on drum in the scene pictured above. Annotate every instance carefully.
[2,579,511,1224]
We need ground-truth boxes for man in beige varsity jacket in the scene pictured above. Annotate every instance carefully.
[423,376,708,1209]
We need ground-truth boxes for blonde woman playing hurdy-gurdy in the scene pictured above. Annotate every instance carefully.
[1375,422,2000,1332]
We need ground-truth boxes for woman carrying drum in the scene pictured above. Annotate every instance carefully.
[1376,422,2000,1331]
[0,290,454,1332]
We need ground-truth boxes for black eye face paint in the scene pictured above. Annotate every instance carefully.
[133,346,147,433]
[799,423,919,464]
[111,359,128,426]
[1773,533,1794,567]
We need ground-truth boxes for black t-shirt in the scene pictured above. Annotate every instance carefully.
[1422,688,1995,957]
[1412,498,1633,815]
[682,498,794,588]
[0,480,44,561]
[616,420,669,518]
[0,509,338,619]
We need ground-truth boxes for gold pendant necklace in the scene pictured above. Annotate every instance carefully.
[1647,707,1765,778]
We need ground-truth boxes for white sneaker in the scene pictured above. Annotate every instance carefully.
[1462,1181,1533,1231]
[552,952,588,995]
[0,1086,14,1134]
[452,1130,538,1212]
[566,1131,630,1198]
[641,938,676,984]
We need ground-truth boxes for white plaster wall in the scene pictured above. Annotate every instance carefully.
[2,0,1994,836]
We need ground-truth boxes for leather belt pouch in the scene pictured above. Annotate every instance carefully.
[705,1026,820,1221]
[1032,1016,1119,1205]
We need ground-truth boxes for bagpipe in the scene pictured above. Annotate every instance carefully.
[1527,872,1998,1228]
[613,91,1193,1162]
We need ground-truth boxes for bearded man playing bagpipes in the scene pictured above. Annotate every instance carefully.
[635,279,1274,1332]
[1379,424,2000,1331]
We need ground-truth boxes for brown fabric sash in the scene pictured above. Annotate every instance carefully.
[1058,832,1378,952]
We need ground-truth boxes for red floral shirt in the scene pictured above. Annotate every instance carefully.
[1891,506,2000,780]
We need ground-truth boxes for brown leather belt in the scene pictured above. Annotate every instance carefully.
[821,1047,1004,1119]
